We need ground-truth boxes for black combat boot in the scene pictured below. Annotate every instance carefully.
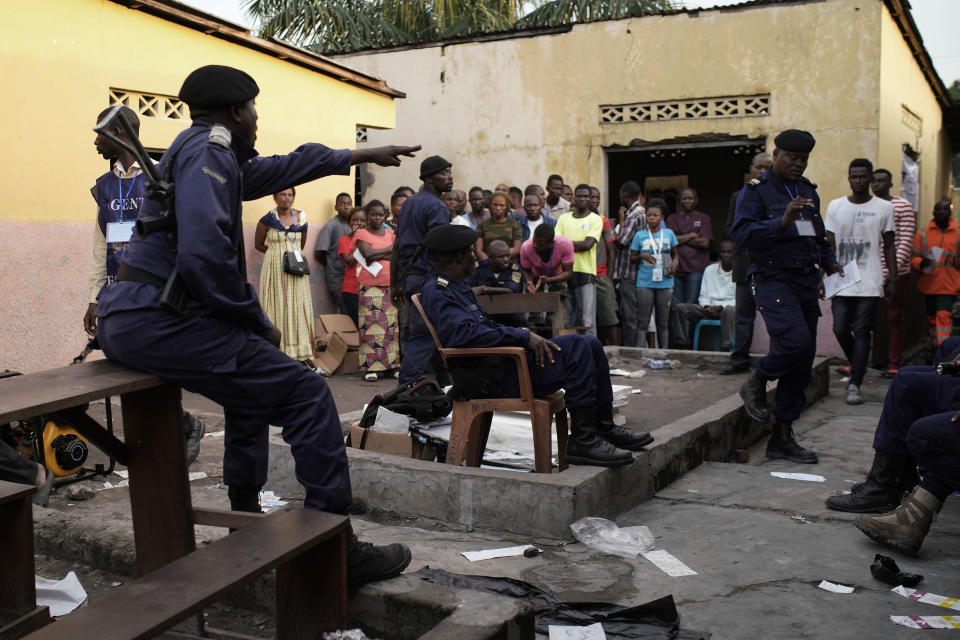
[566,407,633,467]
[347,524,412,590]
[765,422,818,464]
[826,451,909,513]
[740,373,770,423]
[596,408,653,451]
[227,486,263,514]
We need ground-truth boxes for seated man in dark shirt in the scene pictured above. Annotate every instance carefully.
[466,239,525,326]
[418,224,653,467]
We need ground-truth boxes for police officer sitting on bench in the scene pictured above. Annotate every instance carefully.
[418,224,653,467]
[96,64,418,589]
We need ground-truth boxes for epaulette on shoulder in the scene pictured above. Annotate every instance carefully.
[800,176,818,188]
[436,276,449,289]
[208,124,231,149]
[746,176,766,190]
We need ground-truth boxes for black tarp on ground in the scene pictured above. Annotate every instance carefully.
[413,567,710,639]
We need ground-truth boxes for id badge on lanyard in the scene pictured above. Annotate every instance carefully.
[650,230,665,282]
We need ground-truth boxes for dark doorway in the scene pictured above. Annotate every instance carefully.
[605,138,766,242]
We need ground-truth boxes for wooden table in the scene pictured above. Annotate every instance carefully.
[476,291,565,335]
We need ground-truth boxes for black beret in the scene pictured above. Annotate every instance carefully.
[425,224,476,253]
[419,155,452,180]
[178,65,259,108]
[774,129,816,153]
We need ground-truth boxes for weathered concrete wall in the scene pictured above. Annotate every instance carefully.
[876,4,953,222]
[338,0,894,205]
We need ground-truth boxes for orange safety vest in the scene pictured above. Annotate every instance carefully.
[911,219,960,295]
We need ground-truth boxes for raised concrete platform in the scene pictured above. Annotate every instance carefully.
[266,349,831,539]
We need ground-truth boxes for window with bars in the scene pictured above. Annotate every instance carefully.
[356,127,368,143]
[600,94,770,125]
[108,88,187,121]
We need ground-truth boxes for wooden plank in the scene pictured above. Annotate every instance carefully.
[0,496,37,617]
[0,481,36,505]
[192,508,264,530]
[276,531,347,638]
[476,292,563,315]
[121,384,195,576]
[24,509,348,640]
[0,607,50,640]
[0,360,161,424]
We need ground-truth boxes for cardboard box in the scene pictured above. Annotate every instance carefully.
[347,424,439,461]
[316,333,348,374]
[337,352,361,375]
[317,314,359,349]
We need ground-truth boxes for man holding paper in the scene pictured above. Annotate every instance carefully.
[824,158,896,406]
[911,199,960,348]
[732,129,842,464]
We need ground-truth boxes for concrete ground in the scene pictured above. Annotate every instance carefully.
[31,365,960,638]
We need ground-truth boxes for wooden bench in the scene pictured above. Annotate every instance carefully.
[476,291,565,336]
[0,481,49,640]
[0,360,348,638]
[23,507,347,640]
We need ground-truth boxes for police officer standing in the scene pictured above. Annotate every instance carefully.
[392,155,454,384]
[96,65,419,589]
[732,130,843,464]
[417,224,653,466]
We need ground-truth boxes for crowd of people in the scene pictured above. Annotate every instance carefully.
[6,61,953,594]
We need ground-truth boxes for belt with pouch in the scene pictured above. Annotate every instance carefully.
[115,263,188,314]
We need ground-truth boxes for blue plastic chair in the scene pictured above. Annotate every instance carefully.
[692,319,723,351]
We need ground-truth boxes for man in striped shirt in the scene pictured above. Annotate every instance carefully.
[872,169,916,375]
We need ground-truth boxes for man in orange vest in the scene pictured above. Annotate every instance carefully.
[912,199,960,347]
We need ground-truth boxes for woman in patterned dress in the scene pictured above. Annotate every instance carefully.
[354,200,398,381]
[254,188,317,369]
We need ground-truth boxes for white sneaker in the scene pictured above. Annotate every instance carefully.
[846,384,863,405]
[364,372,378,382]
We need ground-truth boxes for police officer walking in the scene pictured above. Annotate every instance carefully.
[96,65,419,589]
[392,155,454,384]
[732,130,843,464]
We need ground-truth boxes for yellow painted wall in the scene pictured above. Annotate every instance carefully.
[0,0,397,372]
[340,0,894,206]
[877,5,953,224]
[0,0,396,226]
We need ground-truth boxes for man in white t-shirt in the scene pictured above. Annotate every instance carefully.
[825,158,897,405]
[674,240,738,350]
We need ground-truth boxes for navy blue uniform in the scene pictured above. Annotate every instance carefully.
[419,273,612,410]
[97,122,354,513]
[466,260,525,326]
[396,189,451,383]
[731,170,837,423]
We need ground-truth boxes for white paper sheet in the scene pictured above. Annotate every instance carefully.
[36,572,88,617]
[640,549,697,576]
[818,580,854,594]
[461,545,539,561]
[353,248,383,277]
[890,615,960,629]
[548,622,607,640]
[823,261,861,299]
[771,472,826,482]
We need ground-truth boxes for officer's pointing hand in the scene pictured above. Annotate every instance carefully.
[826,263,845,277]
[952,411,960,424]
[781,197,814,227]
[267,326,282,349]
[527,331,561,368]
[354,145,422,167]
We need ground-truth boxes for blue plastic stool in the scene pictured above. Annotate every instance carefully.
[692,319,723,351]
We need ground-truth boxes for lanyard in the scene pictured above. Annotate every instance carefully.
[279,210,299,244]
[649,228,665,258]
[783,182,799,200]
[536,245,555,274]
[116,170,139,222]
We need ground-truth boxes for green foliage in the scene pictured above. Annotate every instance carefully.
[245,0,678,54]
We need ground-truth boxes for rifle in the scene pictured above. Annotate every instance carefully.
[93,105,187,313]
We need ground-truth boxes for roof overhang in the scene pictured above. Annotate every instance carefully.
[107,0,405,99]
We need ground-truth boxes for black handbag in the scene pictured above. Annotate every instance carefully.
[282,249,310,276]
